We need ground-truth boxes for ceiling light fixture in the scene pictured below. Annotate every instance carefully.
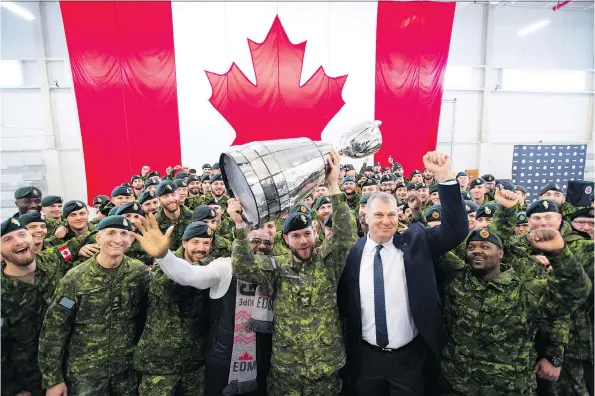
[1,2,35,21]
[517,19,551,37]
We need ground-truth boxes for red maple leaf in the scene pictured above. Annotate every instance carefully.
[238,352,254,361]
[205,16,347,145]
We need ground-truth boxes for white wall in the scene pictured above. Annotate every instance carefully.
[1,2,593,219]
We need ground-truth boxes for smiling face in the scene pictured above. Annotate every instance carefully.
[25,222,47,245]
[367,196,399,244]
[42,203,63,219]
[466,240,502,275]
[67,208,89,232]
[283,227,316,262]
[182,237,212,262]
[96,228,131,257]
[159,191,180,213]
[1,229,35,267]
[540,190,565,207]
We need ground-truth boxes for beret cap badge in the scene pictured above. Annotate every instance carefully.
[300,206,307,213]
[543,201,549,209]
[480,229,490,238]
[431,211,440,219]
[11,218,20,226]
[300,215,307,224]
[122,218,128,227]
[484,207,492,215]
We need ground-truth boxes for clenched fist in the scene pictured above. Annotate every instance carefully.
[227,198,245,228]
[529,229,565,254]
[494,186,519,209]
[422,152,451,183]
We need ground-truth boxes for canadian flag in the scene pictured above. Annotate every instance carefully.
[58,245,72,261]
[59,1,455,203]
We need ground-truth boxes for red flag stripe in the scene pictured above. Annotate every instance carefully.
[60,1,181,203]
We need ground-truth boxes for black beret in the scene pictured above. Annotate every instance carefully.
[130,174,143,183]
[570,207,594,220]
[391,162,402,171]
[182,221,214,241]
[210,174,223,183]
[314,196,332,210]
[120,182,132,188]
[174,172,188,180]
[406,183,418,191]
[63,200,87,217]
[202,163,212,170]
[108,206,120,216]
[516,212,528,225]
[115,202,144,216]
[206,198,222,206]
[467,228,502,248]
[380,174,396,183]
[111,185,134,197]
[187,174,200,182]
[394,172,403,179]
[212,163,220,170]
[481,174,495,182]
[410,170,422,177]
[324,215,333,228]
[155,181,177,197]
[93,195,110,206]
[395,183,407,190]
[360,194,372,205]
[19,211,46,226]
[283,212,312,234]
[97,215,133,231]
[291,203,311,214]
[515,185,527,194]
[362,178,379,188]
[144,178,160,188]
[189,168,197,174]
[374,161,381,166]
[526,199,559,217]
[496,181,516,192]
[344,164,355,171]
[429,184,439,195]
[192,205,217,222]
[423,205,442,223]
[539,182,563,196]
[174,179,188,188]
[456,172,468,178]
[461,191,472,200]
[469,178,485,189]
[14,186,42,200]
[476,203,496,219]
[415,183,429,190]
[98,200,115,216]
[1,217,26,236]
[200,175,211,183]
[464,200,479,214]
[365,166,373,172]
[147,171,160,178]
[41,195,63,207]
[138,190,157,205]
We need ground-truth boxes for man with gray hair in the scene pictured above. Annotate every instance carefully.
[338,152,469,395]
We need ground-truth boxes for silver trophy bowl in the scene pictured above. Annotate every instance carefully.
[220,121,382,228]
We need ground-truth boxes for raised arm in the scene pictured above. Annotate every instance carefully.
[325,193,358,278]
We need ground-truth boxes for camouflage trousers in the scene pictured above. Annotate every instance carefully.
[67,368,138,396]
[138,367,204,396]
[545,358,589,396]
[266,368,342,396]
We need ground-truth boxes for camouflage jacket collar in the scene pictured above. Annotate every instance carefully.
[469,268,516,292]
[88,255,128,282]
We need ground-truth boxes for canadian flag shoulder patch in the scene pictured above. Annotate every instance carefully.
[58,245,73,261]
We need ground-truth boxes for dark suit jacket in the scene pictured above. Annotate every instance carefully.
[338,182,468,357]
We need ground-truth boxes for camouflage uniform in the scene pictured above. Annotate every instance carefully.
[231,194,357,395]
[184,195,205,212]
[345,192,360,211]
[439,246,590,395]
[45,217,63,237]
[134,251,212,396]
[211,235,232,258]
[219,215,234,239]
[38,256,149,395]
[127,239,155,267]
[155,206,193,251]
[1,239,86,396]
[45,222,97,248]
[559,201,578,222]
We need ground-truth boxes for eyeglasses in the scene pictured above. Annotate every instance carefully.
[572,220,594,227]
[250,239,273,246]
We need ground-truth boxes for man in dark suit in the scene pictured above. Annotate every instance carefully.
[338,152,468,396]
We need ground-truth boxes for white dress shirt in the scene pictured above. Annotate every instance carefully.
[360,234,418,349]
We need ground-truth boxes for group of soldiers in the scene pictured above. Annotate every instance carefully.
[2,152,594,396]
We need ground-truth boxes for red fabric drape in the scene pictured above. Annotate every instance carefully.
[374,2,456,175]
[60,1,181,203]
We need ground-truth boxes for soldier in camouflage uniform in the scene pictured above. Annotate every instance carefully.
[228,149,357,396]
[134,222,216,396]
[1,217,87,396]
[439,228,590,395]
[115,202,154,266]
[538,182,578,222]
[154,180,193,251]
[45,200,97,247]
[12,186,43,218]
[38,216,149,396]
[342,176,360,211]
[191,205,232,257]
[40,195,64,236]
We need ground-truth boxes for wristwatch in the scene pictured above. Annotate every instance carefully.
[547,356,563,368]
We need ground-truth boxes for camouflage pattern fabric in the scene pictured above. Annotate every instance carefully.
[127,238,155,266]
[155,206,193,251]
[44,222,97,247]
[267,368,341,396]
[138,367,204,396]
[544,358,590,396]
[184,195,205,212]
[345,192,360,211]
[45,217,63,237]
[560,201,578,222]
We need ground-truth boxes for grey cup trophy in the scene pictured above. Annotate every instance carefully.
[220,121,382,228]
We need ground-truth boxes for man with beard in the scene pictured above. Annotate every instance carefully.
[312,184,330,202]
[130,175,145,199]
[185,174,204,211]
[539,183,578,221]
[41,195,63,236]
[155,180,193,251]
[249,228,274,255]
[200,174,212,194]
[422,167,436,186]
[39,216,149,396]
[207,174,228,208]
[13,186,43,218]
[342,176,360,210]
[313,196,333,247]
[191,205,232,257]
[379,174,396,195]
[138,190,161,215]
[1,217,86,396]
[144,178,160,193]
[481,174,496,199]
[228,149,357,395]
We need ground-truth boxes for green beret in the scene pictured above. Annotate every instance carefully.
[464,200,479,214]
[174,179,188,188]
[144,179,160,188]
[456,171,468,178]
[206,198,221,206]
[539,182,562,196]
[97,215,133,231]
[461,191,472,200]
[516,212,528,225]
[187,174,200,182]
[174,172,188,180]
[380,174,395,184]
[476,203,496,219]
[1,217,26,236]
[362,178,379,187]
[324,215,333,228]
[469,178,485,189]
[63,200,87,217]
[360,194,372,205]
[200,175,211,183]
[395,183,407,190]
[314,196,332,210]
[481,174,495,182]
[415,183,429,190]
[283,212,312,234]
[120,182,132,188]
[365,166,373,172]
[344,164,355,171]
[424,205,442,223]
[130,174,143,183]
[467,228,503,248]
[429,184,439,195]
[182,221,213,241]
[570,207,594,220]
[155,181,177,197]
[111,185,134,197]
[98,200,114,217]
[41,195,62,207]
[108,206,120,216]
[410,170,422,177]
[192,205,217,222]
[14,186,42,200]
[93,195,109,206]
[515,185,527,194]
[189,168,197,174]
[202,163,211,170]
[19,211,46,226]
[526,199,559,217]
[496,180,515,191]
[291,203,311,214]
[138,190,157,205]
[210,173,223,183]
[406,183,418,191]
[212,163,220,170]
[115,202,144,216]
[147,171,160,179]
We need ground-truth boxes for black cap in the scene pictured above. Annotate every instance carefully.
[314,196,332,210]
[469,178,485,189]
[415,183,429,190]
[115,202,144,216]
[14,186,42,200]
[496,180,516,192]
[476,203,496,219]
[97,215,133,231]
[206,198,222,206]
[41,195,62,207]
[526,199,559,217]
[210,174,223,183]
[481,174,495,182]
[192,205,217,222]
[19,211,46,226]
[120,182,132,188]
[174,172,188,180]
[516,212,528,225]
[344,164,355,171]
[98,200,115,216]
[63,200,87,217]
[283,212,312,234]
[174,179,188,188]
[539,182,563,196]
[108,207,120,216]
[406,183,418,191]
[1,217,26,236]
[187,174,200,182]
[155,181,177,197]
[424,205,442,223]
[138,190,157,205]
[144,178,160,188]
[467,228,503,248]
[200,175,211,183]
[324,215,333,228]
[464,200,479,214]
[202,163,212,170]
[395,183,407,190]
[93,195,110,206]
[189,168,197,174]
[130,174,143,183]
[111,185,134,198]
[362,178,379,187]
[365,166,373,172]
[410,170,422,178]
[570,207,594,220]
[380,174,396,183]
[183,221,214,241]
